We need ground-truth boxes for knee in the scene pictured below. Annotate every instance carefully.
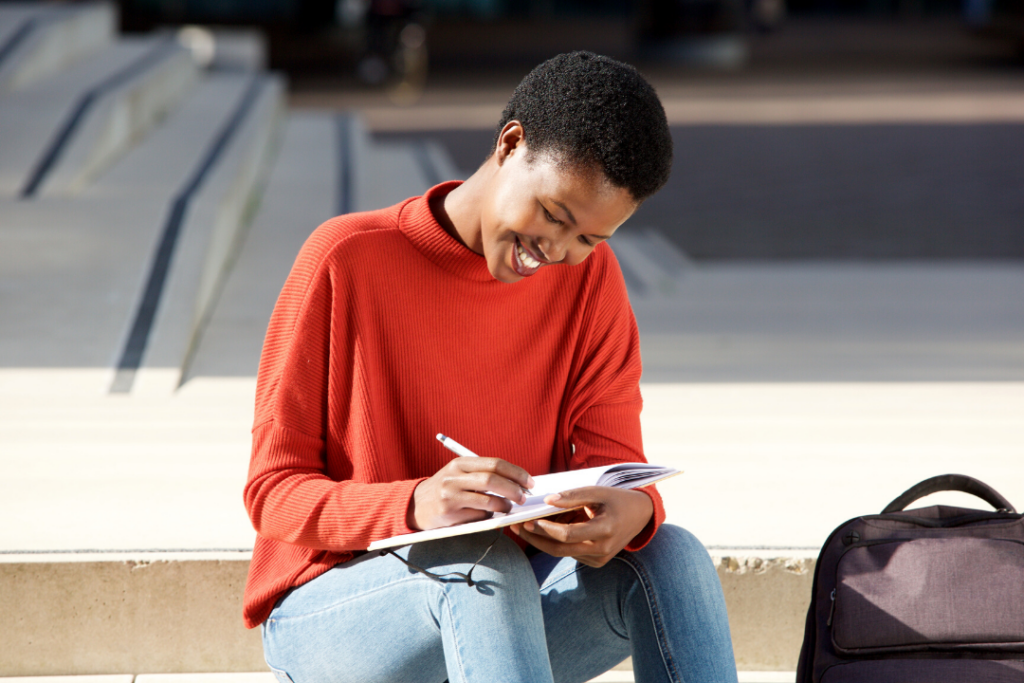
[651,523,707,557]
[477,532,534,580]
[407,532,533,585]
[633,524,718,583]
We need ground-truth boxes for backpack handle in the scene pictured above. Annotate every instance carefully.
[882,474,1016,514]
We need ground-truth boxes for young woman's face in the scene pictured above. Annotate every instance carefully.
[478,123,637,284]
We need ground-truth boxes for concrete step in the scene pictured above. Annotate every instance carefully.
[123,74,285,397]
[38,41,199,196]
[0,36,189,197]
[184,111,463,381]
[84,73,260,200]
[0,73,285,397]
[0,2,115,94]
[0,198,173,383]
[68,71,285,396]
[0,546,810,676]
[183,112,337,382]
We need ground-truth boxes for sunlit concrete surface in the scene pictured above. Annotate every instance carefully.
[3,378,1020,553]
[645,381,1024,549]
[0,379,257,551]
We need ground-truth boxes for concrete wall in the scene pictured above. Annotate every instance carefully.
[0,553,814,675]
[0,556,263,676]
[715,555,814,672]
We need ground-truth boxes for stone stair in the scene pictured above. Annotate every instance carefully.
[0,1,115,93]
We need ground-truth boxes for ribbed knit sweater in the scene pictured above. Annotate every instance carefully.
[242,181,665,628]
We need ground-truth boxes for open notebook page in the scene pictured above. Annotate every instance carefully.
[367,462,679,550]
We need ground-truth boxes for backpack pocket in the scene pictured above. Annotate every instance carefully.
[821,659,1024,683]
[831,537,1024,654]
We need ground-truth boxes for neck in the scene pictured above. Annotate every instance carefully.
[429,163,492,256]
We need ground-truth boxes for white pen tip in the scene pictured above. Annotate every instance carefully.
[436,433,446,442]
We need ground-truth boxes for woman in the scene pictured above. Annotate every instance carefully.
[244,51,738,683]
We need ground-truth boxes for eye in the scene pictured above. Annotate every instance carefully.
[578,235,593,246]
[542,206,561,224]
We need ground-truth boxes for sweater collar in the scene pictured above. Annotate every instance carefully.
[399,181,496,282]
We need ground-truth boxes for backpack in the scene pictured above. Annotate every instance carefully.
[795,474,1024,683]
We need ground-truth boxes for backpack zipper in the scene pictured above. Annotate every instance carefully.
[827,588,836,627]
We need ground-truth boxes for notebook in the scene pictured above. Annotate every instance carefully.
[367,462,680,551]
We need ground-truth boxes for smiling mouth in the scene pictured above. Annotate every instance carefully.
[512,236,544,277]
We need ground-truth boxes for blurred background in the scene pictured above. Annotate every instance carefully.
[119,0,1024,259]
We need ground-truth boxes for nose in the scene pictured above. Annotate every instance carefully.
[537,235,571,263]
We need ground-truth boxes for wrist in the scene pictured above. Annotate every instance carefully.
[407,481,423,531]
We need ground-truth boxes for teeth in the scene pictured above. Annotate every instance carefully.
[517,243,541,269]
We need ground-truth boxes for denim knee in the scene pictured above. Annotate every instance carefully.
[630,523,717,580]
[404,531,534,583]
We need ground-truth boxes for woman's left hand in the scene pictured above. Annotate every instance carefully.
[509,486,654,568]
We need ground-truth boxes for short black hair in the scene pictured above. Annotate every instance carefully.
[494,51,673,203]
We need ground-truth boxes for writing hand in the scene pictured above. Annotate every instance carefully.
[509,486,654,568]
[408,457,535,531]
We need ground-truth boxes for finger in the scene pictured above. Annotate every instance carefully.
[543,486,611,509]
[523,505,599,539]
[522,509,582,533]
[457,470,530,504]
[457,457,535,492]
[515,526,598,558]
[453,490,514,515]
[532,516,608,545]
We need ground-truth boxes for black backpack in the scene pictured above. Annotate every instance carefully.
[796,474,1024,683]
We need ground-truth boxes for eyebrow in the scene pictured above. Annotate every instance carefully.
[545,199,613,241]
[551,200,577,226]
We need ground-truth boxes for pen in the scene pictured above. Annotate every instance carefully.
[436,433,532,495]
[436,433,480,458]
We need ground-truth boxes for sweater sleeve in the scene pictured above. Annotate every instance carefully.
[243,221,423,552]
[564,246,665,552]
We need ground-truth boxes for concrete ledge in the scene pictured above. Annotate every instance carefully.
[714,553,814,671]
[0,39,179,197]
[131,75,285,395]
[0,2,115,93]
[42,44,199,195]
[0,553,262,676]
[0,550,812,676]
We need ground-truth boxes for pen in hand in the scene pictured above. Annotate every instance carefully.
[436,433,533,496]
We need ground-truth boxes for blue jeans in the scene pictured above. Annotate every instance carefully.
[262,524,738,683]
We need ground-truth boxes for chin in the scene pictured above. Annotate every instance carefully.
[490,268,523,284]
[487,249,525,283]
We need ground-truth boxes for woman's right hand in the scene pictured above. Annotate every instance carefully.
[407,458,536,531]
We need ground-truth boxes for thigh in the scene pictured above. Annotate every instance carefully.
[263,531,550,683]
[532,524,737,683]
[262,549,449,683]
[532,551,635,683]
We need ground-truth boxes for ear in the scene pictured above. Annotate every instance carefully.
[494,120,526,166]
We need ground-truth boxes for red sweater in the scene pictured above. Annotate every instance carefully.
[242,182,665,628]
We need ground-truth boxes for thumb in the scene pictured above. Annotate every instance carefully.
[544,486,600,508]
